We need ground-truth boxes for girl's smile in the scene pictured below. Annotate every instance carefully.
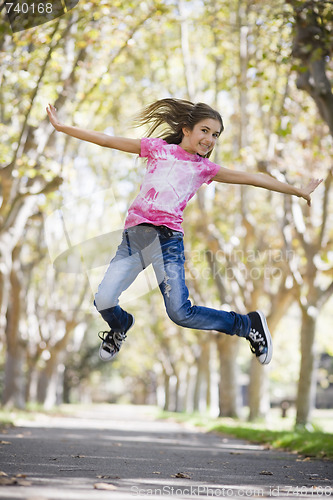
[180,118,222,156]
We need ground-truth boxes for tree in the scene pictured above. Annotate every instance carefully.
[287,169,333,425]
[286,0,333,424]
[0,0,166,407]
[289,0,333,135]
[1,0,331,417]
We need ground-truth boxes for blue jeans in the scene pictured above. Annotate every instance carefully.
[94,224,250,337]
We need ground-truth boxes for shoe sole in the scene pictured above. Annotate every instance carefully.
[99,343,116,361]
[99,315,135,362]
[256,310,273,365]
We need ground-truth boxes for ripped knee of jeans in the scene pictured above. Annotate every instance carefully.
[163,272,171,298]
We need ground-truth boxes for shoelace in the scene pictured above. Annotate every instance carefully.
[98,330,127,353]
[113,332,127,350]
[248,329,265,354]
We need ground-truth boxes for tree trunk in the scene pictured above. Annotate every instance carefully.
[193,363,200,412]
[193,339,210,412]
[175,366,187,413]
[217,335,241,417]
[184,367,195,413]
[248,290,295,420]
[248,359,270,421]
[2,351,25,408]
[163,371,171,411]
[37,357,57,407]
[2,247,25,408]
[296,308,317,425]
[205,342,212,409]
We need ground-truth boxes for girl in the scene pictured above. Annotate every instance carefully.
[46,98,322,365]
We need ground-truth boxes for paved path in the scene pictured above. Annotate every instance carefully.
[0,405,332,499]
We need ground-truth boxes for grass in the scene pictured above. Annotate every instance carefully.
[158,409,333,460]
[0,403,75,428]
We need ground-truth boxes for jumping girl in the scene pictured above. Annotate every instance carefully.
[46,98,322,365]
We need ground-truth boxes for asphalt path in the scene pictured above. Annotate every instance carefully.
[0,405,332,500]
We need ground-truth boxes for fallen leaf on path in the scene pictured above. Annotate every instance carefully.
[153,472,161,474]
[0,472,8,477]
[94,482,117,490]
[0,441,11,445]
[71,454,85,458]
[16,479,32,486]
[259,471,273,476]
[0,477,16,485]
[0,474,32,486]
[171,472,191,479]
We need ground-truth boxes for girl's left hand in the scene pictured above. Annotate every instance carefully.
[46,104,63,131]
[301,178,323,206]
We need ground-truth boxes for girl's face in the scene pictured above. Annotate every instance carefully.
[180,118,222,156]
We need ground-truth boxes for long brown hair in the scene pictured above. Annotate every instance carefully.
[135,98,224,158]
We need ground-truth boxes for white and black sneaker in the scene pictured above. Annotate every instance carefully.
[98,314,135,362]
[247,310,273,365]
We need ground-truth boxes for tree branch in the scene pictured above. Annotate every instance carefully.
[319,167,332,247]
[318,279,333,310]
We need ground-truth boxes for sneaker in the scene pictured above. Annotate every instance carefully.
[247,310,273,365]
[98,314,135,361]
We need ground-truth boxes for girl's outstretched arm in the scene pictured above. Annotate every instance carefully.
[213,167,322,206]
[46,104,141,154]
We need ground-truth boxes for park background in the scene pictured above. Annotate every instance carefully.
[0,0,332,435]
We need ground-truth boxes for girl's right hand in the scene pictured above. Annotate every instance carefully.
[46,104,63,131]
[300,178,323,207]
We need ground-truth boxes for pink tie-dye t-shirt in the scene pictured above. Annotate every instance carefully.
[124,137,221,233]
